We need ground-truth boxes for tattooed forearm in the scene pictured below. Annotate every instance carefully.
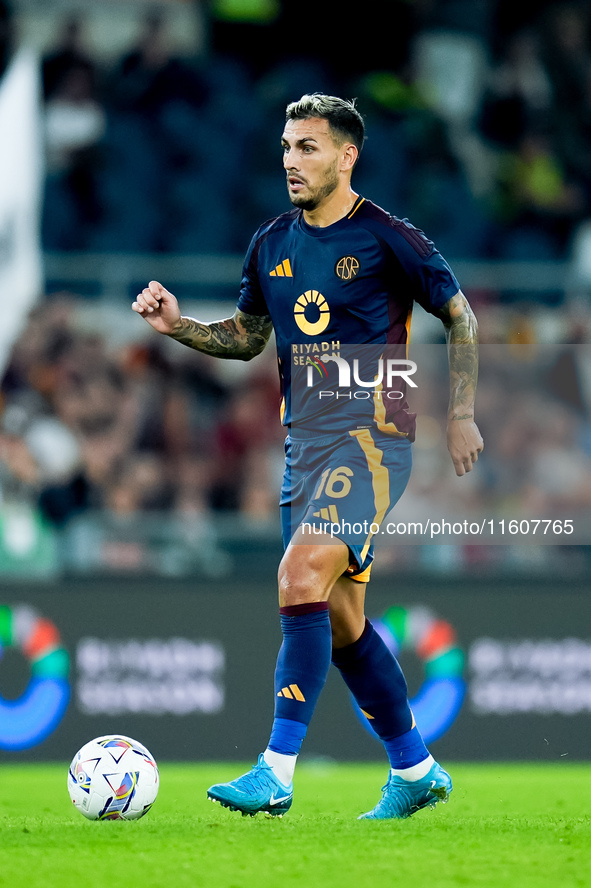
[169,309,273,361]
[447,341,478,419]
[436,291,479,420]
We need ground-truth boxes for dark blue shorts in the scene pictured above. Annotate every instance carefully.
[280,428,412,582]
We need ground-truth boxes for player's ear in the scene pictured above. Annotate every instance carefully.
[341,143,358,172]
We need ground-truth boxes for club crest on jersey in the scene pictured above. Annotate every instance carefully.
[294,290,331,335]
[335,255,360,281]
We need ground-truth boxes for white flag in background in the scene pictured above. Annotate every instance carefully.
[0,48,44,379]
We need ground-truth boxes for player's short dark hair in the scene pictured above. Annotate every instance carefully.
[285,93,365,155]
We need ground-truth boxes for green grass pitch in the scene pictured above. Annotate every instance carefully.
[1,762,590,888]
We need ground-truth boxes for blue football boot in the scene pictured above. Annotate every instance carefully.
[207,754,293,817]
[358,762,452,820]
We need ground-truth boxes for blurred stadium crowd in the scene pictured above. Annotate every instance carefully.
[0,294,284,525]
[34,0,591,263]
[1,0,591,575]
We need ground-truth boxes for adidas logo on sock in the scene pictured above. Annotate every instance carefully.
[277,684,305,701]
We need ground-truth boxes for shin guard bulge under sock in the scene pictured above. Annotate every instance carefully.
[268,601,332,756]
[332,618,429,768]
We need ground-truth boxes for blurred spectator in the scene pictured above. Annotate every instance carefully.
[0,386,86,527]
[51,334,142,491]
[557,63,591,201]
[108,11,208,117]
[412,28,488,127]
[42,20,107,250]
[0,0,13,80]
[45,66,106,174]
[540,3,591,121]
[478,29,553,149]
[525,400,591,513]
[494,128,587,258]
[210,365,283,516]
[103,454,174,514]
[42,15,98,102]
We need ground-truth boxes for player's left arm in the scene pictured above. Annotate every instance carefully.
[435,290,484,476]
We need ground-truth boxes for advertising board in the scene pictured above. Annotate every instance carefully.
[1,576,589,763]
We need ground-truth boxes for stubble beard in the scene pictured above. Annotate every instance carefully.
[287,160,339,211]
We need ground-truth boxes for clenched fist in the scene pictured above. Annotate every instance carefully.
[447,418,484,476]
[132,281,182,335]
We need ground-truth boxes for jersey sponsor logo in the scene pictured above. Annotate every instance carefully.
[294,290,330,335]
[270,258,293,277]
[335,255,360,281]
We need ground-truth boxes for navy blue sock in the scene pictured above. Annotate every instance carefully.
[383,726,431,770]
[268,602,332,756]
[268,718,308,756]
[332,619,429,768]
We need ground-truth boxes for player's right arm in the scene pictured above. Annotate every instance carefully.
[132,280,273,361]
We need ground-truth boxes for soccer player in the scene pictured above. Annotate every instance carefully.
[132,94,483,820]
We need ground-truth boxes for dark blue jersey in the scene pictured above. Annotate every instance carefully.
[237,196,459,439]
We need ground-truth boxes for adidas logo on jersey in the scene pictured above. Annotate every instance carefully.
[270,259,293,277]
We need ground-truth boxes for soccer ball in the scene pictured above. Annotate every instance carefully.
[68,734,159,820]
